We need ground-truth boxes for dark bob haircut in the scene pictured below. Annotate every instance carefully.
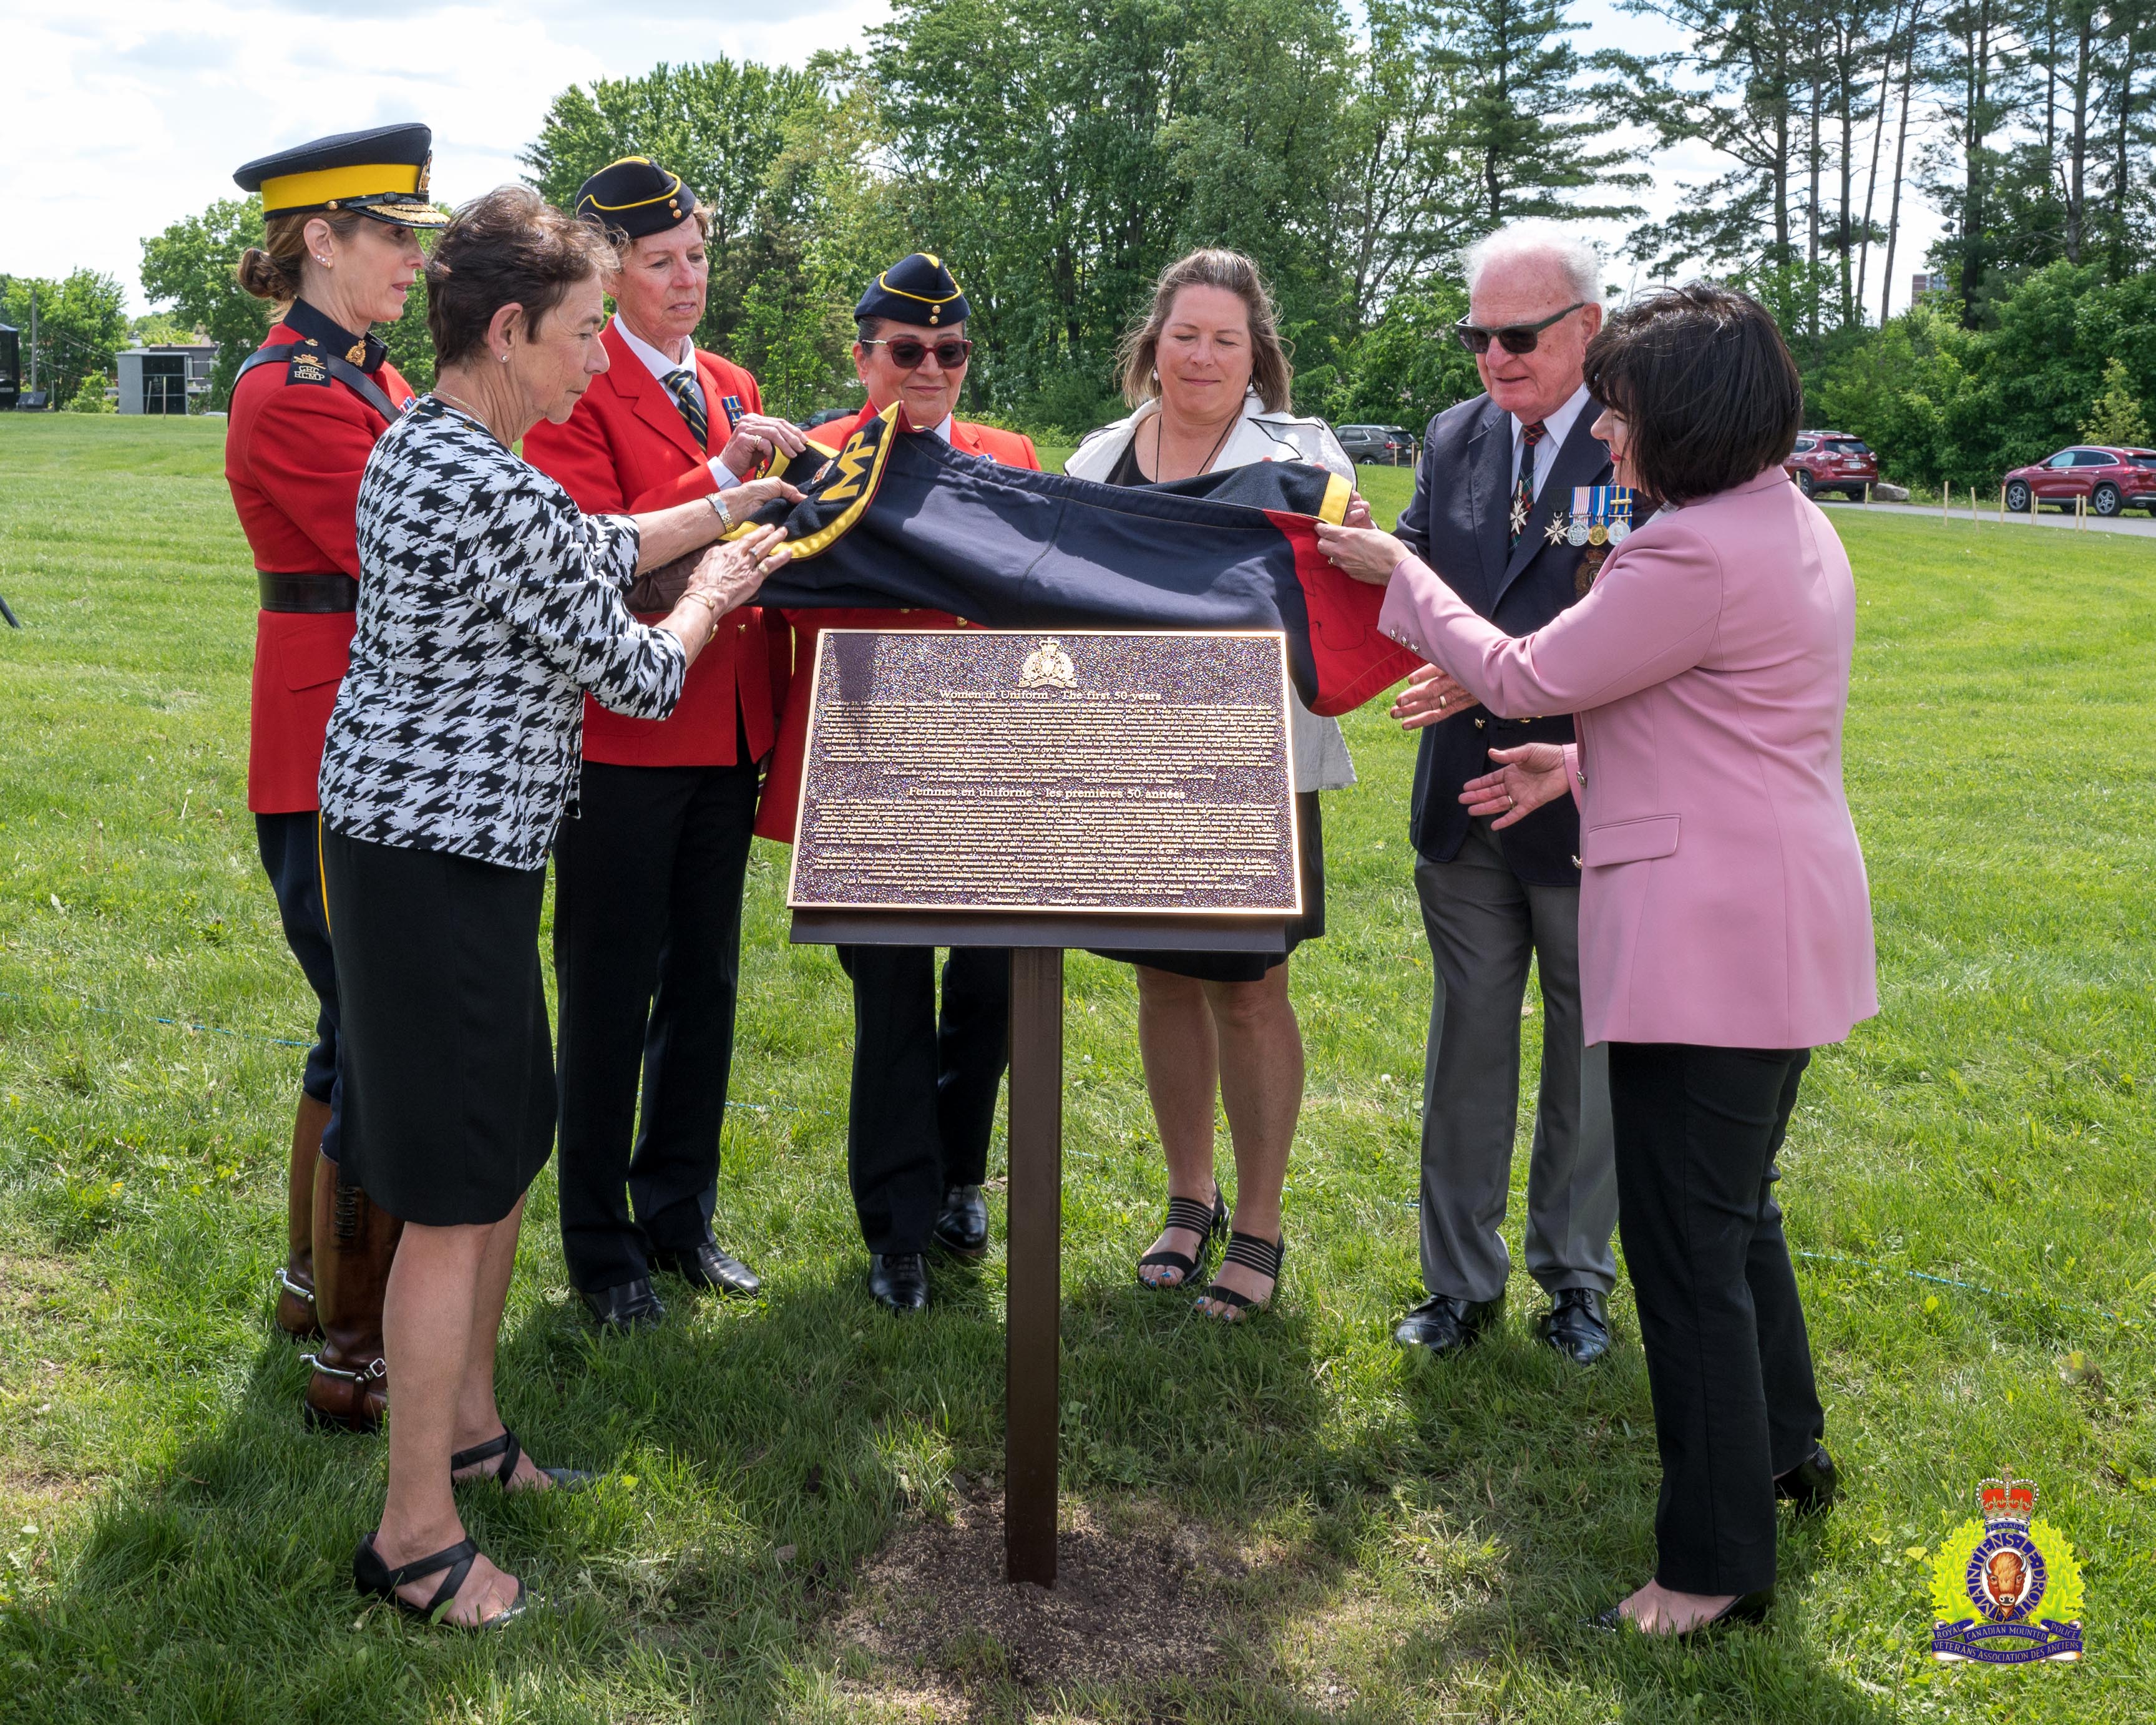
[1580,282,1802,506]
[425,185,617,369]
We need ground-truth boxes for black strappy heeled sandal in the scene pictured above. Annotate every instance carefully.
[1136,1189,1228,1289]
[353,1531,527,1629]
[1196,1231,1285,1321]
[449,1428,593,1493]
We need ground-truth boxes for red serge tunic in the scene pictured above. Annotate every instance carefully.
[520,320,787,770]
[752,404,1041,843]
[224,304,414,814]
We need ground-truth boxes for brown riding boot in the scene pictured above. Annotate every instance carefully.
[273,1093,329,1340]
[303,1152,402,1433]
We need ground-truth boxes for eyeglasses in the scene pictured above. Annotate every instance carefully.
[1453,302,1590,356]
[862,336,973,371]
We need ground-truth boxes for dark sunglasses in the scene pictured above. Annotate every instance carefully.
[863,336,973,371]
[1453,301,1590,356]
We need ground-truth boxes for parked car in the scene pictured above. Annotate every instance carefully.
[1334,423,1416,466]
[1785,430,1878,500]
[800,406,859,432]
[2001,446,2156,516]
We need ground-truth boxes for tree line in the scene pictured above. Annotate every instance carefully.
[112,0,2156,482]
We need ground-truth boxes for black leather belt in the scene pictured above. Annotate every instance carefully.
[259,572,356,614]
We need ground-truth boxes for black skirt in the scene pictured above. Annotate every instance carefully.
[319,823,556,1226]
[1095,789,1327,984]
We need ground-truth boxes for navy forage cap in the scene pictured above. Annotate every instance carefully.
[234,123,446,227]
[856,252,968,327]
[575,157,700,242]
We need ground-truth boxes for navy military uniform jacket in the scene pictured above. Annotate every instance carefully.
[1392,392,1611,886]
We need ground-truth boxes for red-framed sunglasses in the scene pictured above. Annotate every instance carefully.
[862,336,973,371]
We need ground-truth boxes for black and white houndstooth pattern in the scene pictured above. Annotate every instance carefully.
[320,396,687,870]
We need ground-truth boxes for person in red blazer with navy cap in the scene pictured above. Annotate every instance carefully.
[522,157,804,1331]
[224,122,445,1433]
[754,253,1040,1316]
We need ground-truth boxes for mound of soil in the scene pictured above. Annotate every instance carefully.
[831,1485,1241,1709]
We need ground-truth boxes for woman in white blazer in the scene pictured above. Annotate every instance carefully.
[1065,248,1367,1320]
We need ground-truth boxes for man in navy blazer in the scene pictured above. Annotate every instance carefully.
[1388,222,1618,1365]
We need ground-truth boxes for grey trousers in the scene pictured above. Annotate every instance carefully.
[1414,819,1617,1303]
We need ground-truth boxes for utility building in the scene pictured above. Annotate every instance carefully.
[117,343,218,414]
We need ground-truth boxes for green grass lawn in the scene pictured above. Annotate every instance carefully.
[1,413,2152,1723]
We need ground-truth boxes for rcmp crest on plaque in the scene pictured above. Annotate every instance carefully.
[1545,485,1636,595]
[1019,637,1078,690]
[1929,1468,2085,1663]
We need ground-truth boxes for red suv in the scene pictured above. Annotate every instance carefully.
[1785,431,1879,500]
[2002,446,2156,516]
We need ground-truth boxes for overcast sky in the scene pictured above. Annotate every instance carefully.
[0,0,1944,322]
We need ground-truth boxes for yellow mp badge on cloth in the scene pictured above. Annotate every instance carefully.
[1928,1468,2085,1663]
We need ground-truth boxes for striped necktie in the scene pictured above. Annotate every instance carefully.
[1510,419,1547,545]
[664,368,709,451]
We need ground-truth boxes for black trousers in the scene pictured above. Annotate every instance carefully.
[1609,1042,1826,1596]
[255,812,343,1161]
[553,758,759,1294]
[836,944,1010,1255]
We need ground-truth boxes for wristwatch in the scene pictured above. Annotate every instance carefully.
[706,491,732,530]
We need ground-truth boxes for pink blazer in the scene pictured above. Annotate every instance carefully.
[1377,466,1878,1050]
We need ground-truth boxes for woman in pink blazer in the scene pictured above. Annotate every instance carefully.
[1319,283,1876,1637]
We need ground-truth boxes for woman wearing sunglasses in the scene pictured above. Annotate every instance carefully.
[1064,247,1367,1321]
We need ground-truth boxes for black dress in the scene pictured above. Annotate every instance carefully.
[1094,439,1327,984]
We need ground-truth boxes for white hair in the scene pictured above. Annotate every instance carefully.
[1461,222,1602,307]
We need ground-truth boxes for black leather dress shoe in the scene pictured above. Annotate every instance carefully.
[932,1185,989,1259]
[1537,1288,1612,1365]
[1591,1588,1774,1636]
[650,1242,762,1299]
[867,1253,929,1314]
[1775,1443,1840,1514]
[582,1277,665,1331]
[1393,1293,1503,1356]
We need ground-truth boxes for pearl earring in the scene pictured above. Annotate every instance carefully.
[315,256,331,266]
[497,351,509,364]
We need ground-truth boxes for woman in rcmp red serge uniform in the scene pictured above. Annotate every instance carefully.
[223,124,446,1430]
[753,253,1040,1316]
[522,159,806,1330]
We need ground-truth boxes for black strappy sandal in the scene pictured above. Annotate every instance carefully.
[1136,1190,1228,1289]
[449,1429,593,1493]
[1196,1231,1285,1321]
[353,1531,527,1629]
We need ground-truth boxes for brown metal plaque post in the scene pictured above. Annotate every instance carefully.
[1004,945,1063,1585]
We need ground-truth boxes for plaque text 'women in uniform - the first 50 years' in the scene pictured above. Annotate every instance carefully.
[788,630,1300,916]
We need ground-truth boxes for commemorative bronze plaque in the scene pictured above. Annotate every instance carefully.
[788,629,1300,916]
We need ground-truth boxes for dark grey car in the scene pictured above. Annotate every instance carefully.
[1335,423,1415,466]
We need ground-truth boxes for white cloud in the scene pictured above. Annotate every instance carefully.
[0,0,887,309]
[1,0,1944,321]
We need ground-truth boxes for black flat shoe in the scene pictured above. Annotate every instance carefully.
[353,1532,527,1630]
[1393,1292,1503,1356]
[650,1242,762,1298]
[932,1185,990,1258]
[581,1276,665,1331]
[451,1428,593,1493]
[1590,1588,1773,1636]
[1775,1443,1840,1514]
[1537,1288,1611,1365]
[868,1253,929,1314]
[1136,1189,1227,1289]
[1195,1230,1283,1322]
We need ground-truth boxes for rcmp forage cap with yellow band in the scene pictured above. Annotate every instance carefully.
[575,157,700,243]
[856,253,969,326]
[233,123,447,228]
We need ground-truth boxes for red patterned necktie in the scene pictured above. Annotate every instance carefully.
[1511,420,1547,545]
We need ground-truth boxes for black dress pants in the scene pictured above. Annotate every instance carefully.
[1608,1041,1825,1596]
[553,758,759,1294]
[255,812,343,1161]
[836,944,1010,1255]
